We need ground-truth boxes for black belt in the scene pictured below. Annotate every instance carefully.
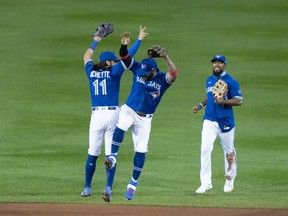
[92,106,117,111]
[135,110,152,118]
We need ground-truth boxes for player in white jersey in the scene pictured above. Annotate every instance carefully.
[192,54,243,194]
[81,26,148,202]
[104,32,179,201]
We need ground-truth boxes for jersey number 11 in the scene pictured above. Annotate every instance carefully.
[93,79,107,95]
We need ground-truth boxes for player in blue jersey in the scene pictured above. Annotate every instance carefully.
[81,26,148,202]
[192,54,243,194]
[104,32,178,201]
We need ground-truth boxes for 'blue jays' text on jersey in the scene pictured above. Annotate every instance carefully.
[125,61,172,114]
[85,61,126,107]
[204,72,243,132]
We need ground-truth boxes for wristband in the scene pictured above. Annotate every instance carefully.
[89,41,98,51]
[120,54,129,60]
[198,103,203,109]
[169,68,178,76]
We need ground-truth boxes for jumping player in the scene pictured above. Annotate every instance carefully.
[81,26,148,202]
[104,32,178,201]
[192,54,243,194]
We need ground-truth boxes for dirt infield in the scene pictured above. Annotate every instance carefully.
[0,203,287,216]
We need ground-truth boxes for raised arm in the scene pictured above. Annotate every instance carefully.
[83,36,102,63]
[163,52,178,83]
[119,32,133,68]
[128,25,149,57]
[147,45,178,83]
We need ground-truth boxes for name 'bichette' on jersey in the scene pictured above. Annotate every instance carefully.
[125,62,172,114]
[204,71,243,132]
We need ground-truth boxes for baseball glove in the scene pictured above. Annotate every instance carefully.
[212,79,228,99]
[147,45,167,58]
[93,23,114,38]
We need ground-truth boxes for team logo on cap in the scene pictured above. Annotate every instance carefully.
[141,64,147,70]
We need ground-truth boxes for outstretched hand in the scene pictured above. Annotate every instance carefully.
[121,32,130,45]
[138,25,149,41]
[192,105,201,113]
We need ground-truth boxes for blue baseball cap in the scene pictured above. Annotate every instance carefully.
[211,54,227,64]
[99,51,119,62]
[135,58,158,76]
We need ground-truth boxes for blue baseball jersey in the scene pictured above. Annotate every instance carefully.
[125,62,172,114]
[85,61,126,107]
[84,40,142,107]
[204,72,243,132]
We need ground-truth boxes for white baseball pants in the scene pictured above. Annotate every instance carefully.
[199,119,237,187]
[88,107,119,156]
[117,104,152,153]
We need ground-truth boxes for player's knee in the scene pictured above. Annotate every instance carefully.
[135,147,148,153]
[88,150,100,157]
[200,147,213,154]
[113,127,125,143]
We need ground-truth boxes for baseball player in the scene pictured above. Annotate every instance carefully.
[192,54,243,194]
[81,25,149,202]
[104,32,178,201]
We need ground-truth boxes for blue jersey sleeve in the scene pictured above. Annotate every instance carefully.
[110,62,125,79]
[85,60,94,77]
[129,60,141,74]
[229,79,242,99]
[128,39,141,57]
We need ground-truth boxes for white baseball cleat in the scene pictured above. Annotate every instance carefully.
[195,184,213,194]
[224,179,234,193]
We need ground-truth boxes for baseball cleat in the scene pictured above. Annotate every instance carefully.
[81,187,92,197]
[224,179,234,193]
[104,156,116,169]
[102,186,112,203]
[195,184,213,194]
[125,180,138,200]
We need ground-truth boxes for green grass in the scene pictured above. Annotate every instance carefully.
[0,0,287,209]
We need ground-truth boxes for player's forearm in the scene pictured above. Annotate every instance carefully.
[84,49,93,62]
[164,55,177,72]
[201,98,208,107]
[84,39,100,62]
[165,55,178,82]
[198,98,207,109]
[120,44,132,67]
[128,39,141,58]
[129,25,148,57]
[216,97,243,106]
[192,98,207,113]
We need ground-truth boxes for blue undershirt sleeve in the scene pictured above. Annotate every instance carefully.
[128,39,141,57]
